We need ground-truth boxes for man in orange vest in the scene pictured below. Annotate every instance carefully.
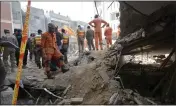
[61,29,69,64]
[77,25,85,54]
[41,23,69,79]
[88,14,108,50]
[104,24,113,48]
[34,29,42,69]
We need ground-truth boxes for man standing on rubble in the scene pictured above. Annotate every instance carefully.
[29,33,35,61]
[88,14,108,50]
[3,29,18,73]
[61,29,69,64]
[41,23,69,79]
[104,24,113,48]
[86,26,95,51]
[77,25,85,55]
[33,30,42,69]
[15,29,29,68]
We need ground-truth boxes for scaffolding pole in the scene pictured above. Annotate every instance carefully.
[175,16,176,103]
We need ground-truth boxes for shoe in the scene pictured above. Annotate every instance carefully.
[61,65,69,73]
[37,63,42,69]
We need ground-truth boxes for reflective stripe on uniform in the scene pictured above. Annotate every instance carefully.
[78,31,84,36]
[63,34,69,44]
[35,36,41,45]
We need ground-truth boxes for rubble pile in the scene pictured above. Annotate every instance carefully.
[54,49,158,105]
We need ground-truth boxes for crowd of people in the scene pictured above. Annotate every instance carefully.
[0,14,120,79]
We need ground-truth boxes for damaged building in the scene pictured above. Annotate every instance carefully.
[107,1,176,104]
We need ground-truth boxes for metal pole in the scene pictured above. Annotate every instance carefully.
[175,16,176,103]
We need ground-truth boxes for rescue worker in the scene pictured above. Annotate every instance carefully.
[104,24,113,48]
[86,26,95,51]
[41,23,69,79]
[3,29,18,73]
[0,35,19,92]
[15,29,29,68]
[49,26,63,72]
[77,25,85,54]
[34,30,42,69]
[88,14,108,50]
[29,33,35,61]
[61,29,69,64]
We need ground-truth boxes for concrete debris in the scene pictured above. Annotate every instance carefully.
[43,88,63,100]
[71,98,84,104]
[62,84,71,96]
[98,69,110,84]
[108,93,118,104]
[0,87,13,105]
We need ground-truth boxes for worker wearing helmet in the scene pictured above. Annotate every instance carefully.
[41,23,69,79]
[77,25,85,55]
[33,29,42,69]
[61,28,69,64]
[29,33,36,61]
[88,14,108,50]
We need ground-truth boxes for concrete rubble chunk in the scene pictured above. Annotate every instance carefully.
[98,69,110,83]
[108,93,118,104]
[0,87,13,105]
[71,98,83,104]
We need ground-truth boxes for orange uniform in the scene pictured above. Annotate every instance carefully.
[41,32,63,72]
[89,18,107,50]
[104,27,112,48]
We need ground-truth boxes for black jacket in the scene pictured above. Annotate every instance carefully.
[56,31,63,47]
[15,34,29,50]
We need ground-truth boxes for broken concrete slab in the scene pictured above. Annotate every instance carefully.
[0,87,13,104]
[71,98,83,104]
[98,69,110,84]
[108,93,118,104]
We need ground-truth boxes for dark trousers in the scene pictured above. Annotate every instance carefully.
[29,51,33,60]
[0,58,6,88]
[78,37,84,53]
[34,46,42,66]
[16,50,28,66]
[87,38,95,50]
[61,44,68,64]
